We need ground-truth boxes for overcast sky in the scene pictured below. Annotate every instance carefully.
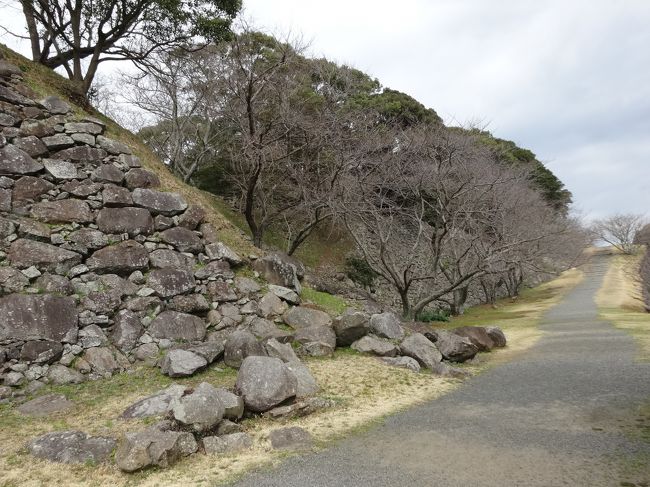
[1,0,648,220]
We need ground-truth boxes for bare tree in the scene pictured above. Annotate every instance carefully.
[591,213,647,254]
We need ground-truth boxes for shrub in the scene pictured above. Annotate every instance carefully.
[345,256,378,288]
[416,309,450,322]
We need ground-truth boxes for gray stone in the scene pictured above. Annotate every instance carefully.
[160,227,203,253]
[20,120,55,138]
[258,292,289,318]
[121,384,187,419]
[6,240,79,273]
[83,347,127,376]
[149,311,206,342]
[34,274,73,295]
[81,289,121,315]
[207,281,238,302]
[351,335,399,357]
[252,252,302,291]
[67,228,109,251]
[102,184,133,207]
[30,199,93,223]
[118,154,141,168]
[147,268,196,298]
[235,356,298,413]
[369,312,405,340]
[400,333,442,369]
[96,135,131,155]
[64,122,103,135]
[170,382,224,432]
[47,364,85,384]
[61,179,102,197]
[224,330,267,368]
[96,207,153,236]
[245,317,293,342]
[149,249,195,270]
[111,310,143,353]
[203,433,252,455]
[91,163,124,184]
[42,158,78,179]
[285,361,319,397]
[0,144,43,175]
[268,284,301,305]
[194,260,233,280]
[71,132,95,145]
[0,216,15,237]
[41,134,74,150]
[333,310,370,346]
[160,349,207,377]
[205,242,242,265]
[295,325,337,357]
[0,294,77,342]
[52,146,107,162]
[269,426,313,451]
[79,324,109,348]
[87,240,149,274]
[180,341,225,364]
[424,330,478,362]
[40,96,71,114]
[380,356,421,373]
[17,393,73,417]
[283,306,332,330]
[12,175,53,202]
[4,371,24,386]
[452,326,495,352]
[124,168,161,189]
[265,338,300,363]
[115,426,197,472]
[214,388,245,419]
[29,430,115,464]
[133,342,159,363]
[168,294,210,314]
[177,205,206,229]
[486,326,507,348]
[132,188,187,216]
[20,340,63,363]
[14,135,47,157]
[0,267,29,292]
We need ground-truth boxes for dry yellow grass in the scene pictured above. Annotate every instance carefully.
[596,247,650,360]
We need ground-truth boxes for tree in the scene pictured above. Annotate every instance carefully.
[591,213,647,254]
[11,0,240,93]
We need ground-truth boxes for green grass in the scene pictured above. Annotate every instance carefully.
[301,287,350,315]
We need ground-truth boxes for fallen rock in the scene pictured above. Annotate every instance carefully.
[285,361,319,397]
[295,325,336,357]
[29,430,116,464]
[380,356,421,373]
[17,393,73,417]
[214,388,245,420]
[424,330,478,362]
[47,364,84,384]
[369,312,405,340]
[452,326,495,352]
[283,306,332,330]
[223,330,266,368]
[115,426,197,472]
[160,349,208,377]
[333,310,370,346]
[400,333,442,370]
[83,347,127,377]
[486,326,507,348]
[170,382,224,432]
[203,433,252,455]
[351,335,399,357]
[121,384,187,419]
[253,253,301,291]
[235,356,297,413]
[269,426,313,451]
[265,338,300,363]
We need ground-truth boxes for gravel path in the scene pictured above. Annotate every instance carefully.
[229,255,650,486]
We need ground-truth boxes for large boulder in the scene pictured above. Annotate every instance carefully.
[86,240,149,274]
[424,329,478,362]
[351,335,399,357]
[30,199,94,223]
[369,312,405,340]
[252,253,302,291]
[47,364,84,384]
[333,310,370,346]
[486,326,507,348]
[258,292,289,318]
[83,347,127,377]
[96,207,154,236]
[115,426,197,472]
[400,333,442,370]
[295,325,336,357]
[121,384,187,419]
[170,382,224,432]
[268,284,301,305]
[264,338,300,363]
[283,306,332,330]
[146,268,196,298]
[452,326,495,352]
[235,356,298,412]
[149,311,206,342]
[223,330,266,368]
[8,239,81,273]
[0,294,77,342]
[214,388,245,420]
[28,430,116,464]
[132,188,188,216]
[160,349,208,377]
[285,361,319,397]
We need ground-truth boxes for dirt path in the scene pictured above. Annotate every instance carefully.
[228,255,650,486]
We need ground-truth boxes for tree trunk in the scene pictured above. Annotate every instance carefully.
[450,286,469,315]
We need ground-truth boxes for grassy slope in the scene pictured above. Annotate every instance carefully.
[596,248,650,360]
[0,43,257,258]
